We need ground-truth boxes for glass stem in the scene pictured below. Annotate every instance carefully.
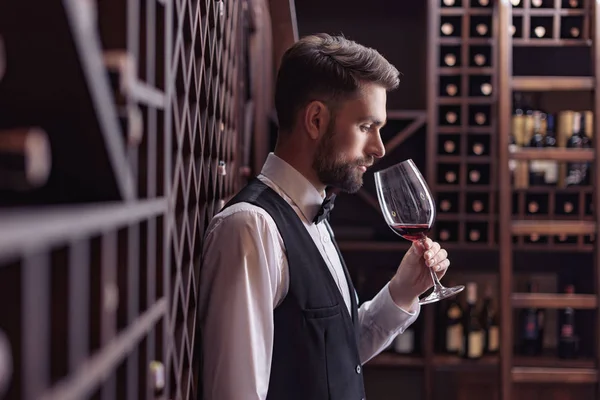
[419,237,444,291]
[429,267,443,290]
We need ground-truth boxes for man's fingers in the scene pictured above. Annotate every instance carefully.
[424,242,441,264]
[433,258,450,274]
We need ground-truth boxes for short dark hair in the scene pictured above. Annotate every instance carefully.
[274,33,400,132]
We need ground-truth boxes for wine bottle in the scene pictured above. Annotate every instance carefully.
[529,111,546,186]
[520,281,545,355]
[557,284,578,359]
[444,139,457,154]
[445,295,463,354]
[439,193,458,213]
[565,112,590,186]
[541,113,558,186]
[470,17,491,38]
[104,51,135,105]
[512,93,533,189]
[461,282,484,359]
[470,46,490,67]
[481,283,499,354]
[117,105,144,146]
[441,46,460,67]
[441,21,457,36]
[531,17,552,38]
[0,128,52,191]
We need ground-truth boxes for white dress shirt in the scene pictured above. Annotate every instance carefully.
[199,153,420,400]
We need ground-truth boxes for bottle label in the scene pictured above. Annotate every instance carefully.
[469,331,484,358]
[393,329,414,353]
[524,314,538,339]
[488,326,500,352]
[542,161,558,184]
[447,324,463,352]
[561,324,573,338]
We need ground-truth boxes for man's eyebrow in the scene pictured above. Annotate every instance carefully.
[363,117,387,127]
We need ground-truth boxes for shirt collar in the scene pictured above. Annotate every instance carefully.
[260,153,325,223]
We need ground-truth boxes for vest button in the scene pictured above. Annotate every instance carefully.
[355,365,361,374]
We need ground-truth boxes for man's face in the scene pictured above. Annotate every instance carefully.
[313,83,387,193]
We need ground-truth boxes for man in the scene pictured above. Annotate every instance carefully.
[199,33,450,400]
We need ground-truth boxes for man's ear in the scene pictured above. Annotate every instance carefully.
[303,100,331,140]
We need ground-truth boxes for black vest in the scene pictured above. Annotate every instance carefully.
[224,178,365,400]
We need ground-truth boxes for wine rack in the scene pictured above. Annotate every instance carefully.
[427,0,498,249]
[497,1,600,400]
[0,0,255,399]
[509,0,590,46]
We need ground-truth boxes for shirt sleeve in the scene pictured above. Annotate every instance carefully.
[357,282,421,364]
[198,205,285,400]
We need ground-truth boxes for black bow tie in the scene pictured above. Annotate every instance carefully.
[313,192,337,224]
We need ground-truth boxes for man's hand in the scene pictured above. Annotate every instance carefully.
[388,237,450,310]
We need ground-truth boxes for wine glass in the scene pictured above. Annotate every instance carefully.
[374,159,464,305]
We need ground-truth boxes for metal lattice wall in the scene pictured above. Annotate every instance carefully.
[0,0,252,399]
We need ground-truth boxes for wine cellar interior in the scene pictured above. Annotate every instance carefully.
[1,0,600,399]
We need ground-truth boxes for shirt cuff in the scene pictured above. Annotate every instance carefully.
[368,282,421,335]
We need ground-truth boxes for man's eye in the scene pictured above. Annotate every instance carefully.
[360,125,371,132]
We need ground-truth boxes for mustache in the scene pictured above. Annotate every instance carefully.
[355,157,374,167]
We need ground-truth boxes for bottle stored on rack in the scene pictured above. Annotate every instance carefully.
[520,281,545,355]
[528,111,546,186]
[541,113,558,186]
[445,293,463,354]
[461,282,484,359]
[481,283,500,354]
[511,92,534,188]
[565,112,591,186]
[558,284,578,359]
[0,128,52,192]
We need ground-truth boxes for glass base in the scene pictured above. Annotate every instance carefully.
[419,285,465,305]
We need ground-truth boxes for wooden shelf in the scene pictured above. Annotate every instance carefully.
[512,38,592,47]
[512,367,598,384]
[512,9,587,16]
[433,354,499,371]
[364,353,500,370]
[512,293,597,309]
[511,220,596,235]
[365,352,424,368]
[514,353,596,369]
[511,76,594,91]
[509,148,595,161]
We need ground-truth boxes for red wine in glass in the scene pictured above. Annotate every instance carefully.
[390,223,430,242]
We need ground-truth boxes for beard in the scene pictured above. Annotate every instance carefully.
[312,121,373,193]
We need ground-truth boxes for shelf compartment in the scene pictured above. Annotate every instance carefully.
[0,0,136,202]
[511,76,594,91]
[511,220,595,235]
[509,148,594,161]
[512,293,597,309]
[512,367,598,384]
